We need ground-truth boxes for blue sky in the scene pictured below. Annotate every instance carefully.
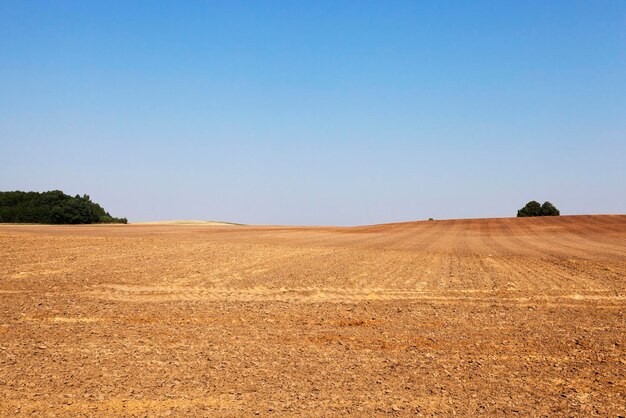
[1,1,624,225]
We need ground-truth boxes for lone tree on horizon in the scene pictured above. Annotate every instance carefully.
[517,201,560,217]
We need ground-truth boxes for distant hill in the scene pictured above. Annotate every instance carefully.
[0,190,127,224]
[133,220,241,226]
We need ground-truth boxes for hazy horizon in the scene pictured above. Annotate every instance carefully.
[1,1,625,225]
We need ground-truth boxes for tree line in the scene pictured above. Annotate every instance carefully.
[0,190,127,224]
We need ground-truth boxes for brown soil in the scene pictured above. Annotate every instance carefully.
[1,215,625,416]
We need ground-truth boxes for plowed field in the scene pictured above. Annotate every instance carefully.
[1,215,625,416]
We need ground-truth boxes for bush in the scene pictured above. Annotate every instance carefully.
[517,201,560,217]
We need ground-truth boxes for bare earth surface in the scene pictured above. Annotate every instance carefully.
[1,215,625,416]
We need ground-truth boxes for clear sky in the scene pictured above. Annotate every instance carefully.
[1,1,625,225]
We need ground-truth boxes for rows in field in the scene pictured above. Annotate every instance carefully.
[1,216,624,297]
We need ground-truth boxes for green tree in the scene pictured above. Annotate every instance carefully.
[540,201,560,216]
[0,190,128,224]
[517,200,560,217]
[517,200,542,217]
